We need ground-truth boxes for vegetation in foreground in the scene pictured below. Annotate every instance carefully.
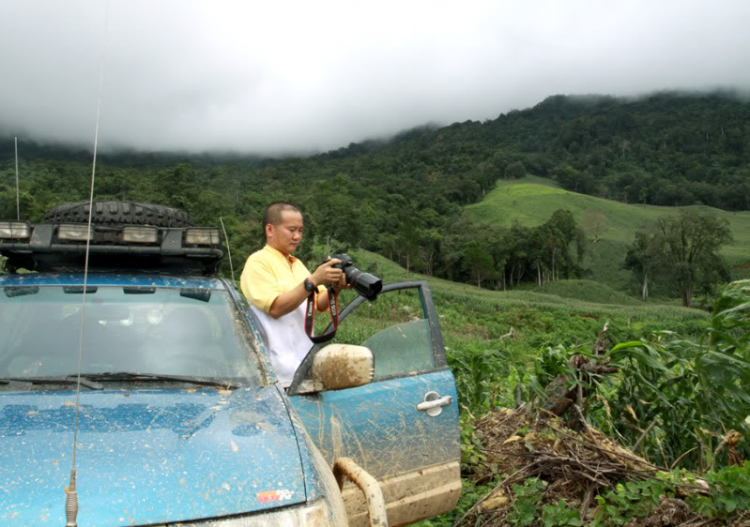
[406,270,750,526]
[350,254,748,526]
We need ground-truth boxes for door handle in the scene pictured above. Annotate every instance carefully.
[417,392,453,416]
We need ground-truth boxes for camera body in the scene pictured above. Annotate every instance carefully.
[332,254,382,301]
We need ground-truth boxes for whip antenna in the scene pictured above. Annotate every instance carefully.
[65,2,109,525]
[219,217,235,282]
[14,137,19,220]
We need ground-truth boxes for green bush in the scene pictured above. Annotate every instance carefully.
[593,476,677,526]
[506,478,547,526]
[542,499,583,527]
[606,281,750,469]
[691,462,750,520]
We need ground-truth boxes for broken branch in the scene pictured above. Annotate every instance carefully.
[632,419,659,453]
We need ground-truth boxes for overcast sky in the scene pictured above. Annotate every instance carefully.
[1,0,749,154]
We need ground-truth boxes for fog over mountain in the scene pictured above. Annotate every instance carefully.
[1,0,749,154]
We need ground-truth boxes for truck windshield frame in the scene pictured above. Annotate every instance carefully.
[0,285,264,388]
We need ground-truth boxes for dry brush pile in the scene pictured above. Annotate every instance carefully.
[454,407,750,526]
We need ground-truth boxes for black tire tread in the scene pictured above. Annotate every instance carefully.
[43,201,194,227]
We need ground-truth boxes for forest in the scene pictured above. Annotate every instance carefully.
[1,91,747,303]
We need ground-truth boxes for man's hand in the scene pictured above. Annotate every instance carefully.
[268,258,349,319]
[332,270,348,292]
[310,258,345,288]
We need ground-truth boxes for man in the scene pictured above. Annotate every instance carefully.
[240,202,346,387]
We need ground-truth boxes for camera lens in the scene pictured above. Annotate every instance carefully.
[346,267,382,301]
[332,254,382,300]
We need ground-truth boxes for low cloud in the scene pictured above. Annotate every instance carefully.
[1,0,749,154]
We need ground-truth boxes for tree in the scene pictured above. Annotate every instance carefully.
[624,230,660,301]
[159,163,199,211]
[504,161,526,179]
[526,227,546,286]
[540,210,579,281]
[462,243,494,288]
[309,174,362,247]
[439,214,473,281]
[418,228,442,276]
[504,224,531,286]
[630,212,733,307]
[584,209,607,243]
[377,233,400,261]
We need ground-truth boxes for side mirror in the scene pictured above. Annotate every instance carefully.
[308,344,374,392]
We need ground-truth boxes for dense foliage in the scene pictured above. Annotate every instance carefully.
[398,91,750,210]
[426,279,750,526]
[528,280,750,471]
[315,249,749,526]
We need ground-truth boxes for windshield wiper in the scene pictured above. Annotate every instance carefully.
[0,379,33,388]
[0,376,103,390]
[80,372,240,389]
[4,286,40,298]
[180,288,211,303]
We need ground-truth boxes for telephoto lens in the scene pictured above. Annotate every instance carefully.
[332,254,382,300]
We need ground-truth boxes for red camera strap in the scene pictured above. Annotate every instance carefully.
[304,286,340,344]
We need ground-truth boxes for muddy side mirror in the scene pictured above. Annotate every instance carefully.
[303,344,374,392]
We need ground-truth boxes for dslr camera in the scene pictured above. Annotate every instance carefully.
[331,254,382,301]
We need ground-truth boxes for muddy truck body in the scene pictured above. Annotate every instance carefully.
[0,202,461,526]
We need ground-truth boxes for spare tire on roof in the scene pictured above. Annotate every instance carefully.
[43,201,194,228]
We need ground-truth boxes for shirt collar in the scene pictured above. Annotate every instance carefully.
[263,244,298,264]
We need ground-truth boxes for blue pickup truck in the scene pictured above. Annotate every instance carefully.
[0,202,461,526]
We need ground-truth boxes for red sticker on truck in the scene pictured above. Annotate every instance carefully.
[257,489,293,503]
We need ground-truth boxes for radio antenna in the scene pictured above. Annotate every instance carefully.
[219,217,235,282]
[14,137,19,220]
[65,3,109,525]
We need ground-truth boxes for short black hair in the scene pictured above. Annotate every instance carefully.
[262,202,301,227]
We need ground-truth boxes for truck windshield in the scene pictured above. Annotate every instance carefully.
[0,285,263,386]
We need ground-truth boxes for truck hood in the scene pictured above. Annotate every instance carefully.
[0,385,306,525]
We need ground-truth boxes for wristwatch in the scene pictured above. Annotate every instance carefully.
[303,278,316,293]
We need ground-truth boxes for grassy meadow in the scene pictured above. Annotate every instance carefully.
[465,176,750,289]
[350,248,707,326]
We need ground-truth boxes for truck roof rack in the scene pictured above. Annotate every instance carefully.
[0,221,223,276]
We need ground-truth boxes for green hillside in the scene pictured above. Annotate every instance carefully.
[346,249,707,332]
[466,176,750,289]
[532,279,642,306]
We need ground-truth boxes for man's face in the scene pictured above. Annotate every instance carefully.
[267,210,303,256]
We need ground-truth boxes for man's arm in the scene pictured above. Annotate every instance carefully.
[268,280,315,319]
[269,259,345,319]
